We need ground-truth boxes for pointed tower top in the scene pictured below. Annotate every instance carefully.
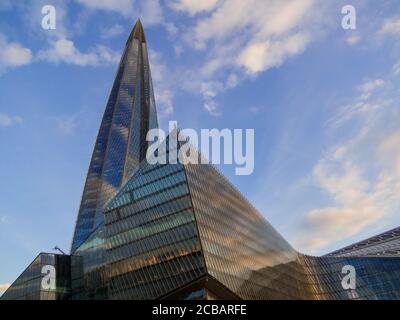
[127,19,146,45]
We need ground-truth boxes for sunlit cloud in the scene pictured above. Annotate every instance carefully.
[293,69,400,254]
[0,283,11,295]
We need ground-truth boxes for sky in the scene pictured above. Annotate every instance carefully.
[1,0,400,294]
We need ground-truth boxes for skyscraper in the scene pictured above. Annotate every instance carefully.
[2,20,400,300]
[71,20,158,253]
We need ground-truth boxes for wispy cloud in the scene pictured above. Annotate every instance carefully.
[295,130,400,253]
[101,24,124,39]
[169,0,220,16]
[75,0,135,17]
[293,64,400,254]
[174,0,328,115]
[328,78,387,128]
[37,38,121,66]
[54,113,82,135]
[379,17,400,36]
[358,79,385,99]
[0,114,23,127]
[149,50,175,116]
[75,0,175,33]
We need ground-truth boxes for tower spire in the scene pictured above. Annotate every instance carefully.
[127,19,146,44]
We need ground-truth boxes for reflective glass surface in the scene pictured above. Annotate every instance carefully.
[327,227,400,257]
[104,158,206,299]
[71,21,158,252]
[299,255,400,300]
[185,162,304,299]
[1,253,78,300]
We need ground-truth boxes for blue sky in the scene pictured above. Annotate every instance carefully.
[1,0,400,293]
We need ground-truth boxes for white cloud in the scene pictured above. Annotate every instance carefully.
[225,73,239,89]
[169,0,220,16]
[379,17,400,36]
[96,45,121,64]
[149,50,175,115]
[75,0,135,16]
[204,100,220,116]
[156,90,174,115]
[189,0,315,48]
[358,79,385,96]
[200,81,223,116]
[101,24,124,39]
[295,135,400,253]
[54,113,81,135]
[236,33,310,74]
[0,114,23,127]
[140,0,164,26]
[37,38,120,66]
[328,79,387,128]
[75,0,168,29]
[0,34,32,72]
[177,0,324,115]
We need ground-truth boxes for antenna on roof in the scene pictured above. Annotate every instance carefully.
[52,245,66,255]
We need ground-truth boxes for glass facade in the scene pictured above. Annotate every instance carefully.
[66,20,159,299]
[72,227,108,299]
[299,255,400,300]
[104,150,206,299]
[1,253,81,300]
[327,227,400,257]
[184,162,304,300]
[71,20,158,253]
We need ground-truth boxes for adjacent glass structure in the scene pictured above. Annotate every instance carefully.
[2,20,400,300]
[327,227,400,257]
[1,253,82,300]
